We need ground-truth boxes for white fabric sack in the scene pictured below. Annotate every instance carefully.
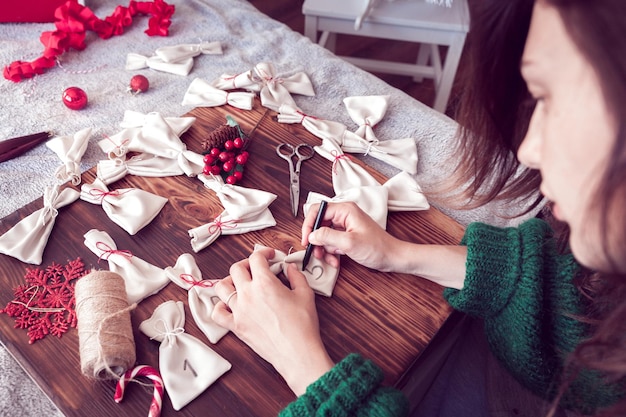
[155,41,223,63]
[99,110,196,159]
[80,178,168,235]
[254,244,340,297]
[100,112,203,177]
[253,62,315,111]
[45,127,91,186]
[197,174,277,220]
[304,188,389,230]
[277,103,347,142]
[182,78,255,110]
[343,95,390,141]
[303,172,429,229]
[384,171,430,211]
[0,185,79,265]
[188,208,276,253]
[118,110,196,135]
[126,53,194,76]
[166,253,229,343]
[83,229,170,304]
[211,69,262,92]
[139,301,231,411]
[339,130,419,174]
[96,153,187,185]
[314,136,381,195]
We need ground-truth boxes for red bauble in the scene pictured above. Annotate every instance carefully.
[129,75,150,94]
[62,87,88,110]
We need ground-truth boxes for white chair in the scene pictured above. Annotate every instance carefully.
[302,0,470,113]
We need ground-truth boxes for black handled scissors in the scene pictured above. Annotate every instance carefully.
[276,143,314,217]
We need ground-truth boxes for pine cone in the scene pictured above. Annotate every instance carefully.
[202,125,240,151]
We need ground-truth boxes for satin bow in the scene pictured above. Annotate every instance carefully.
[189,175,277,252]
[314,136,381,195]
[198,174,277,219]
[97,153,187,185]
[100,112,203,176]
[343,95,390,141]
[277,103,347,141]
[303,171,429,231]
[182,78,255,110]
[99,110,195,159]
[188,209,276,253]
[155,41,222,62]
[211,70,261,92]
[252,62,315,111]
[339,130,419,174]
[45,127,91,185]
[341,95,418,174]
[80,178,168,235]
[0,185,79,264]
[126,53,193,76]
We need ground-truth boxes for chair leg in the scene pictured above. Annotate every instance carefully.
[432,35,465,113]
[304,15,319,43]
[414,43,431,83]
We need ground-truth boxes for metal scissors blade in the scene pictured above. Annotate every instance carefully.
[276,143,314,217]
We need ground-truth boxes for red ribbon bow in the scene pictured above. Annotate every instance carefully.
[3,0,175,82]
[208,215,238,235]
[330,150,351,174]
[180,274,215,289]
[95,241,133,263]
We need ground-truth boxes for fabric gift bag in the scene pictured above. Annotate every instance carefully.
[188,208,277,253]
[45,127,91,185]
[182,78,255,110]
[96,153,188,185]
[0,185,79,264]
[80,178,168,235]
[252,62,315,111]
[255,244,340,297]
[139,300,232,410]
[166,253,229,343]
[83,229,170,304]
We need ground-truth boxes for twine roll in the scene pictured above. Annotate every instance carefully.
[75,270,136,380]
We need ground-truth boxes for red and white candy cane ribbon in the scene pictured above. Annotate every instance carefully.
[114,365,165,417]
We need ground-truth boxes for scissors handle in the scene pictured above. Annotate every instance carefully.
[276,143,314,217]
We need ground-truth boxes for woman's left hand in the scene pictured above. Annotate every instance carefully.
[212,247,335,396]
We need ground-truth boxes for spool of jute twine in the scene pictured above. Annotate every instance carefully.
[75,270,137,380]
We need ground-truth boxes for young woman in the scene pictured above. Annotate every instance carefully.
[211,0,626,415]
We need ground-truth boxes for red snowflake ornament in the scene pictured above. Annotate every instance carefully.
[1,258,88,344]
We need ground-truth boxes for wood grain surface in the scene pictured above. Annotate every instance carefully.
[0,102,463,416]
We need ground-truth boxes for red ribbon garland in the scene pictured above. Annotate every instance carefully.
[3,0,175,82]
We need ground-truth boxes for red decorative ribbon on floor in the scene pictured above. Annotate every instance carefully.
[3,0,175,82]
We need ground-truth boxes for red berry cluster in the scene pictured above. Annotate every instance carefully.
[202,137,250,184]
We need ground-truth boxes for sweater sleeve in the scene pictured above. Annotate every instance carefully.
[443,218,625,414]
[279,353,409,417]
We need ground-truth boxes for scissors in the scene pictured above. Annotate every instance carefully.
[276,143,315,217]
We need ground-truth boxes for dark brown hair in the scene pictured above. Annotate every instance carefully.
[451,0,626,415]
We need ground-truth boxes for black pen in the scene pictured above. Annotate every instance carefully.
[302,200,328,271]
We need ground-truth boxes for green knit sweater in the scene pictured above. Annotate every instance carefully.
[444,218,623,414]
[279,353,409,417]
[280,218,622,416]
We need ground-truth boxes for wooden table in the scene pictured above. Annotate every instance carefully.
[0,102,463,416]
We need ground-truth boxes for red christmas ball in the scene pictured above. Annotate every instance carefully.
[62,87,88,110]
[129,75,150,94]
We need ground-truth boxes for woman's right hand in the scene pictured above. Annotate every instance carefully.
[301,201,402,272]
